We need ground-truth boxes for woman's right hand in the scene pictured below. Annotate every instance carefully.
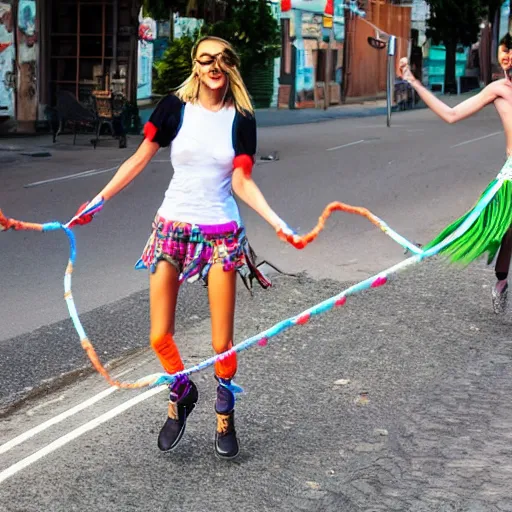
[67,195,104,228]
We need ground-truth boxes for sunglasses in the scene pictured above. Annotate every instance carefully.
[195,49,239,68]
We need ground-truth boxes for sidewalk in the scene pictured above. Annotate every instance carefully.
[0,92,477,161]
[138,91,478,128]
[137,98,394,127]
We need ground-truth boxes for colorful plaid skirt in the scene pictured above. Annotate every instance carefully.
[135,215,271,292]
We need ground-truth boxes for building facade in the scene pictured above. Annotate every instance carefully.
[0,0,40,132]
[278,0,411,107]
[0,0,141,133]
[278,0,345,109]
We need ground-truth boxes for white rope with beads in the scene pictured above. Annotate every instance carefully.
[497,157,512,182]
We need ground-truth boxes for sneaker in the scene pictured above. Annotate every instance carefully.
[215,410,240,460]
[157,379,198,452]
[492,282,508,314]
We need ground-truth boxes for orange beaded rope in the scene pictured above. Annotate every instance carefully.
[276,201,387,249]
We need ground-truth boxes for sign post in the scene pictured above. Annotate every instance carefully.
[387,35,396,127]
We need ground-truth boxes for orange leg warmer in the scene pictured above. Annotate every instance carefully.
[150,333,185,375]
[214,341,237,380]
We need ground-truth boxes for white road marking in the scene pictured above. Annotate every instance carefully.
[24,166,119,188]
[0,385,165,484]
[0,388,117,455]
[327,140,365,152]
[0,361,153,455]
[450,131,502,148]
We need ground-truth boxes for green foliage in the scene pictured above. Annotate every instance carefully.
[142,0,189,20]
[425,0,505,90]
[425,0,504,46]
[200,0,280,74]
[153,34,196,94]
[152,1,280,95]
[425,0,484,46]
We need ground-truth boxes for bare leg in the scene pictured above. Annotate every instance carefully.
[150,260,198,452]
[492,227,512,314]
[495,227,512,277]
[207,264,240,459]
[149,259,180,341]
[207,264,237,356]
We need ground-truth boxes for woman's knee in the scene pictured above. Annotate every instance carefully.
[150,329,172,346]
[212,337,232,354]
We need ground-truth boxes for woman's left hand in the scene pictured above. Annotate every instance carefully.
[275,221,299,245]
[398,57,416,84]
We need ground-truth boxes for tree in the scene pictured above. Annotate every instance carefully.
[425,0,502,93]
[145,0,280,69]
[201,0,280,76]
[153,33,197,93]
[142,0,182,20]
[142,0,227,22]
[152,1,280,105]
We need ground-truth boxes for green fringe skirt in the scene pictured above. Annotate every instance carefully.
[423,177,512,265]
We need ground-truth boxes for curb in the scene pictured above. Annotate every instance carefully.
[0,101,434,145]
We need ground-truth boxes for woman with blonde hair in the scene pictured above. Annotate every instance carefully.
[72,35,295,459]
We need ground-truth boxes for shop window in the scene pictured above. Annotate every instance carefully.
[50,0,126,103]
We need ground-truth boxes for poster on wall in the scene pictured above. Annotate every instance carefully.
[333,0,344,42]
[137,14,156,100]
[499,0,510,42]
[17,0,38,123]
[154,21,170,62]
[173,14,203,40]
[294,37,315,108]
[0,1,14,117]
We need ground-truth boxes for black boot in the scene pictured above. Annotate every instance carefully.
[157,377,198,452]
[214,378,240,459]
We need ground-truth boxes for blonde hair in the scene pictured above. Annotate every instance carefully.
[174,36,254,116]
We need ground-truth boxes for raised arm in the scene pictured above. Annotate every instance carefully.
[399,57,498,124]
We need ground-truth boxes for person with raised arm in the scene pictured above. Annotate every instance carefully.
[399,34,512,314]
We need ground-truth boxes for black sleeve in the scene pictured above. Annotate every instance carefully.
[144,94,184,147]
[233,111,257,158]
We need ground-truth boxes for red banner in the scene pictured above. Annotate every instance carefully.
[281,0,292,12]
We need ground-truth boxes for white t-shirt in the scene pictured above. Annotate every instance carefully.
[157,102,241,226]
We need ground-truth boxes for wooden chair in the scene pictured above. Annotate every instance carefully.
[92,91,128,148]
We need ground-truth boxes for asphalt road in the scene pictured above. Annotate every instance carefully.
[2,103,512,510]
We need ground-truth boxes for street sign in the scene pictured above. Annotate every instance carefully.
[367,36,386,50]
